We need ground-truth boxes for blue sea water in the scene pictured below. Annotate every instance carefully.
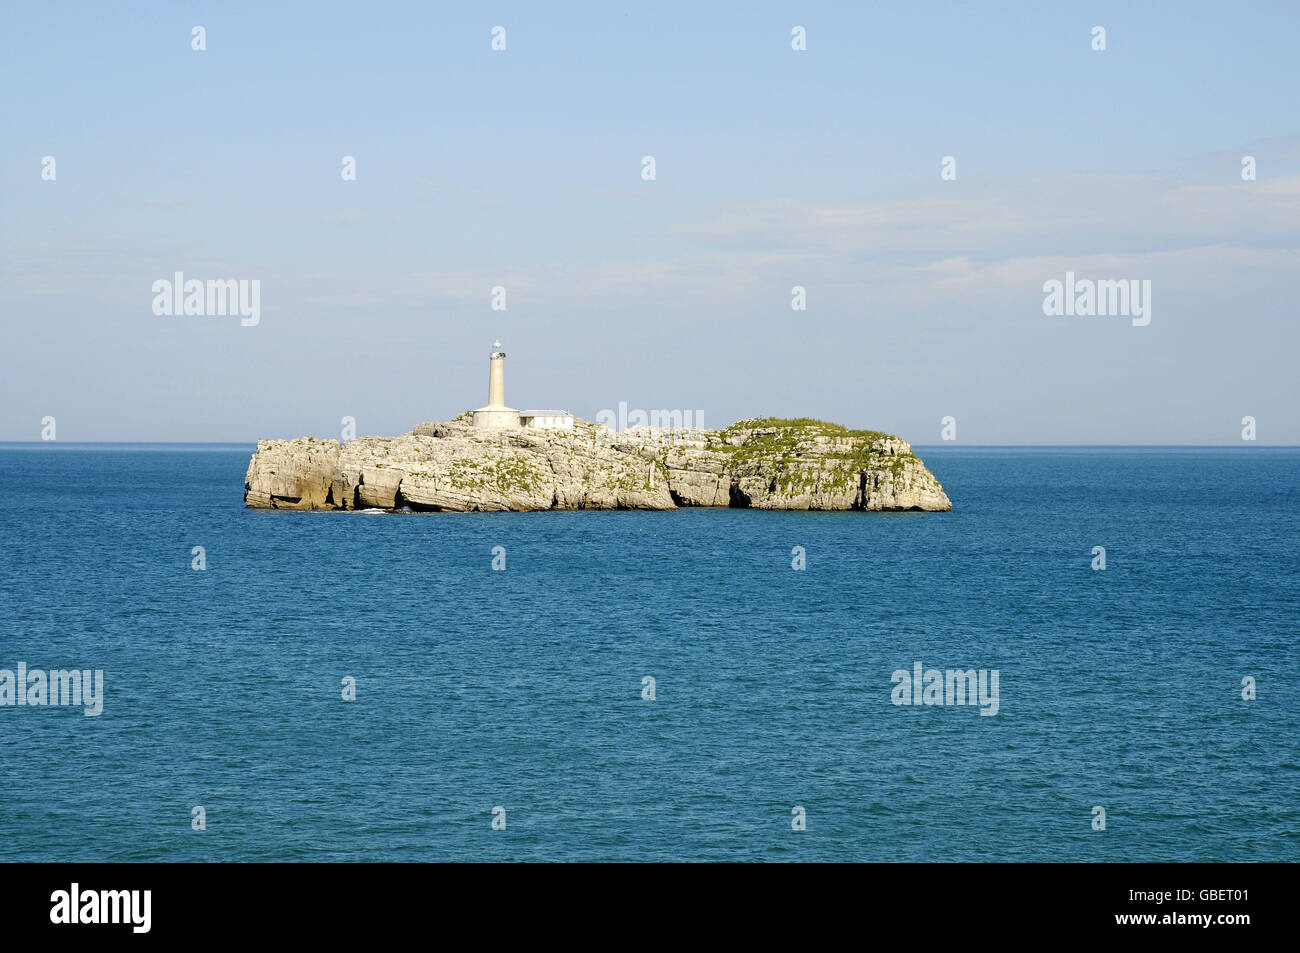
[0,445,1296,862]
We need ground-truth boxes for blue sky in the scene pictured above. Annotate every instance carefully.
[2,1,1297,442]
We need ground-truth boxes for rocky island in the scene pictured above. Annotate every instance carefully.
[244,344,949,513]
[243,415,951,513]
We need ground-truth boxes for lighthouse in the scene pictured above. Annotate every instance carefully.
[472,341,521,429]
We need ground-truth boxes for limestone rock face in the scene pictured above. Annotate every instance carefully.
[242,438,339,509]
[244,417,952,513]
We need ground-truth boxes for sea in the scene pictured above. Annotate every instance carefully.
[0,445,1296,861]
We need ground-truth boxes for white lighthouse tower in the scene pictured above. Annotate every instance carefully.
[472,341,521,429]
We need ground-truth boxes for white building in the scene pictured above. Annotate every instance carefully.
[470,342,573,431]
[521,410,575,430]
[471,341,521,429]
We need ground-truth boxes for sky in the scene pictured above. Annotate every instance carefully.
[1,0,1297,444]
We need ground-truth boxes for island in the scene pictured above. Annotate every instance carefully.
[243,415,951,513]
[244,343,950,513]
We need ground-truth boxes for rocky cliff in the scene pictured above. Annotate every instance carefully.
[243,416,952,512]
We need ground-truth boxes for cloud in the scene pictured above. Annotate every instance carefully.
[1176,131,1300,168]
[322,210,368,227]
[101,195,199,212]
[5,171,1297,326]
[670,172,1300,259]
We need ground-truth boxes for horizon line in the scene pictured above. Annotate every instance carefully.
[1,441,1296,450]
